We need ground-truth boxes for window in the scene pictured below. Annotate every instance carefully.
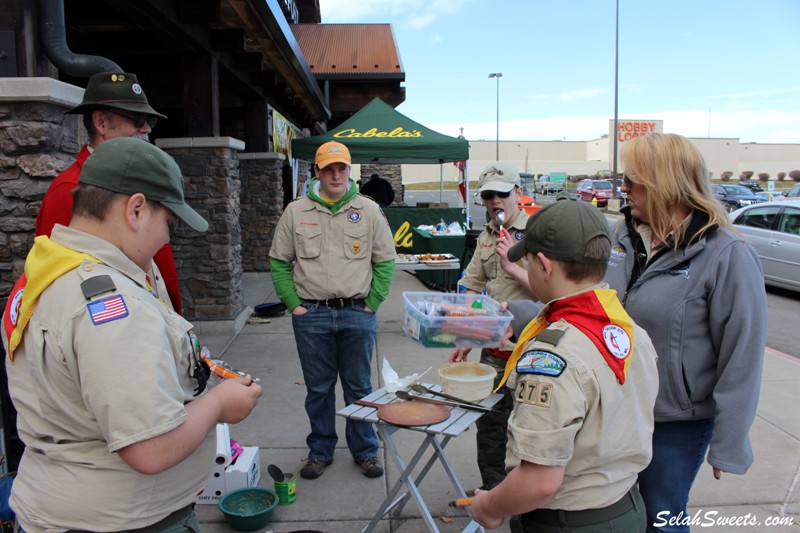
[734,206,779,229]
[778,207,800,235]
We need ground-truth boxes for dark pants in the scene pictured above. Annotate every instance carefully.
[512,486,647,533]
[476,350,514,490]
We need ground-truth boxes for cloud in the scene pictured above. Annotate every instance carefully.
[427,109,800,144]
[721,87,800,100]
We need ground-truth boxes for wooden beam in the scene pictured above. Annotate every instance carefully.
[211,28,247,52]
[177,0,221,24]
[183,55,220,137]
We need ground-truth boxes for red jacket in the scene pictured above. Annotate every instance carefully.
[35,145,183,314]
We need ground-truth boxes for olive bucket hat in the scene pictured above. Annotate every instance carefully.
[66,72,167,119]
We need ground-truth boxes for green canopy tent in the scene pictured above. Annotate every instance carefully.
[292,97,469,164]
[292,98,470,213]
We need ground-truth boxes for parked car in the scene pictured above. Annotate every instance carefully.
[730,201,800,292]
[739,180,764,193]
[756,191,776,201]
[712,184,766,212]
[775,183,800,201]
[576,179,614,206]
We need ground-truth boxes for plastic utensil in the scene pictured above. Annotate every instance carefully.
[267,464,285,482]
[495,210,506,238]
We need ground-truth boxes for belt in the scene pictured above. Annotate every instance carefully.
[304,298,364,309]
[522,487,637,528]
[64,503,194,533]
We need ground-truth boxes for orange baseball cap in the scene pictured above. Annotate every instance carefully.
[315,141,351,169]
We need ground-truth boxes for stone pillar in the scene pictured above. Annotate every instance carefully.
[156,137,248,335]
[238,152,285,272]
[360,163,403,205]
[0,78,84,306]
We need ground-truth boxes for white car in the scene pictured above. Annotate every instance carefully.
[730,201,800,292]
[774,183,800,201]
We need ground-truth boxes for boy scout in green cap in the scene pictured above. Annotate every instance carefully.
[2,137,262,532]
[468,200,658,532]
[269,141,396,480]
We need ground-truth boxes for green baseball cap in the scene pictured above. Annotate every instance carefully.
[79,138,208,232]
[508,200,610,264]
[66,72,167,119]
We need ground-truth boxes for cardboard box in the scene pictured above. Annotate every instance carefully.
[196,446,261,504]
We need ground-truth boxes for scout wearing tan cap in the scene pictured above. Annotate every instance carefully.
[269,140,396,480]
[467,200,658,532]
[451,162,534,491]
[35,71,184,313]
[2,137,261,532]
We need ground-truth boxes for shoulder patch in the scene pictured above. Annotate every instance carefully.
[535,328,564,346]
[516,350,566,377]
[80,275,117,300]
[87,294,129,325]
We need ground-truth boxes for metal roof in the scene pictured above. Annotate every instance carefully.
[292,23,405,80]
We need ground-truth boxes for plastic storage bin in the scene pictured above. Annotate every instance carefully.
[402,292,513,348]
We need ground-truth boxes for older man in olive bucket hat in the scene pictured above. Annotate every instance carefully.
[35,72,183,313]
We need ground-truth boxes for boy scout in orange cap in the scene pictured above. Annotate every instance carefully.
[269,141,396,480]
[468,200,658,532]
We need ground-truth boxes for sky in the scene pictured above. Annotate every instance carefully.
[318,0,800,144]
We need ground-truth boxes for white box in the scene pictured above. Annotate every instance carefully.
[196,446,261,504]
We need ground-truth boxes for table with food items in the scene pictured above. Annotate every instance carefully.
[338,382,502,533]
[395,253,461,292]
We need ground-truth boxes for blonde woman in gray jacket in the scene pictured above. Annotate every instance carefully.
[605,133,767,533]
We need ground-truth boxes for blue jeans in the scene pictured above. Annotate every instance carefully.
[292,301,379,462]
[639,419,714,533]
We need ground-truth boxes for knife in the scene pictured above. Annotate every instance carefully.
[395,390,496,413]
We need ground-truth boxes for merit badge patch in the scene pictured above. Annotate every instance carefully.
[347,210,362,223]
[351,240,363,254]
[87,295,129,325]
[602,325,632,359]
[132,83,142,95]
[516,350,566,377]
[514,230,525,241]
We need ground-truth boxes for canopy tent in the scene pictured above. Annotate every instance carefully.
[291,97,470,214]
[292,97,469,164]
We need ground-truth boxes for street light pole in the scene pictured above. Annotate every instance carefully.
[488,73,502,161]
[611,0,620,196]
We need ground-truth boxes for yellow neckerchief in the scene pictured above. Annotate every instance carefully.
[3,236,100,360]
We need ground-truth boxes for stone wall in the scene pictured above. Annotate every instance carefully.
[157,138,245,322]
[0,99,82,307]
[360,163,403,205]
[239,153,285,271]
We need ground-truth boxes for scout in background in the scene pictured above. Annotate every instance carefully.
[469,200,658,532]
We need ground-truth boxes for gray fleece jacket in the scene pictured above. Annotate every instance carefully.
[605,208,767,475]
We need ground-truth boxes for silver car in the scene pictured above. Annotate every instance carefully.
[730,200,800,292]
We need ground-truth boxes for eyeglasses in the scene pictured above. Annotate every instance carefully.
[623,175,634,188]
[480,190,513,201]
[113,110,158,129]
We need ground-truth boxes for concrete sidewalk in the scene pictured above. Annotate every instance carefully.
[195,272,800,533]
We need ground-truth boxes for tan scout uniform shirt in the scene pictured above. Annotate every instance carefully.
[506,308,659,511]
[270,194,396,299]
[461,209,531,303]
[5,226,213,533]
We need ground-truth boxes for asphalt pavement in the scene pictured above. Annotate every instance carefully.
[193,270,799,533]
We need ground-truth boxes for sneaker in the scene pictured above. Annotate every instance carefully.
[300,459,332,479]
[356,456,384,478]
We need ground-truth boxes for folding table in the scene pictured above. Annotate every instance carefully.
[337,383,502,533]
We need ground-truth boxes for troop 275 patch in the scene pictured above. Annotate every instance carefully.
[515,380,553,408]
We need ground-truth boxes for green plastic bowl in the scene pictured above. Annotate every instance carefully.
[218,487,278,531]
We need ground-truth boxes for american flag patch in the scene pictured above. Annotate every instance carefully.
[87,295,129,325]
